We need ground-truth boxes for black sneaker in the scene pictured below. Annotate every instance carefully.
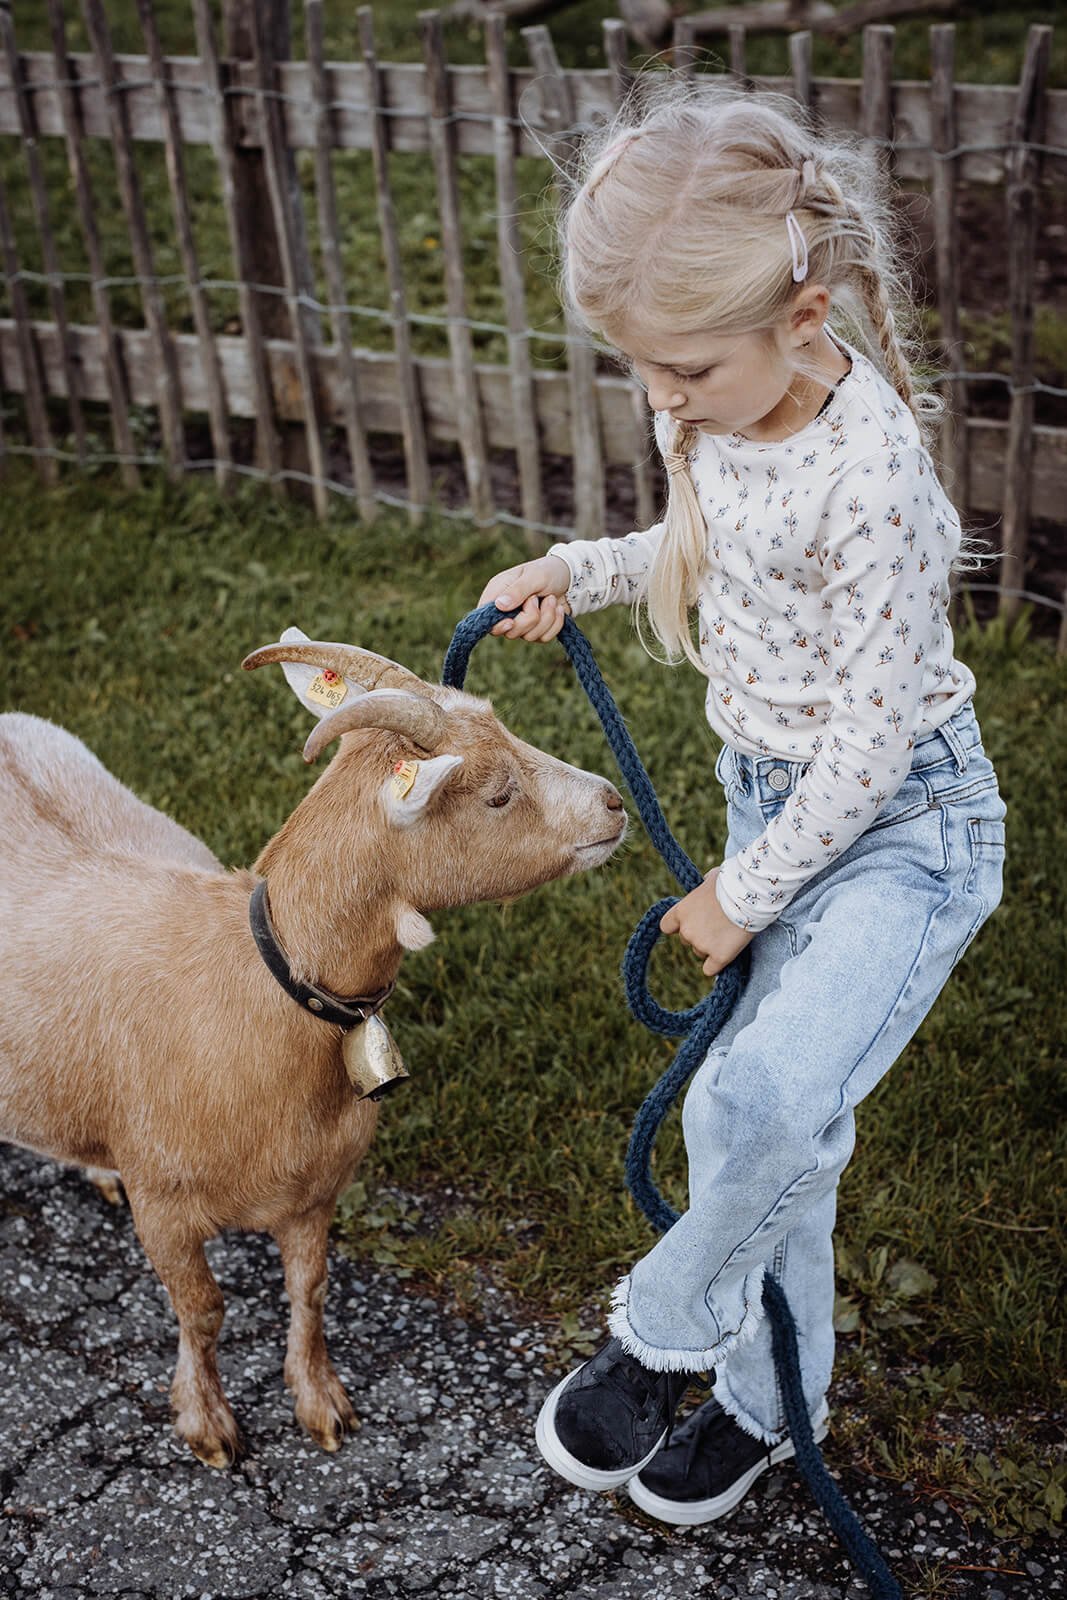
[535,1338,693,1491]
[627,1393,830,1525]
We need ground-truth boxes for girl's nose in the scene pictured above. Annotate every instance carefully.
[647,377,687,412]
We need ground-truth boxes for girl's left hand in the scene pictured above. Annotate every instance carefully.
[659,870,756,976]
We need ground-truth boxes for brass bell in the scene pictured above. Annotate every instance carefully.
[342,1014,409,1101]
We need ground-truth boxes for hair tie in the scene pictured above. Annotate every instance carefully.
[665,451,691,477]
[785,211,809,283]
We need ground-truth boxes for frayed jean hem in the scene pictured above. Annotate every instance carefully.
[606,1265,766,1373]
[714,1373,788,1446]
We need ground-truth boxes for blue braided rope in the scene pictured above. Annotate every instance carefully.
[444,609,699,891]
[444,603,901,1600]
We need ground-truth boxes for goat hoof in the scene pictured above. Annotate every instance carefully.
[191,1436,239,1470]
[86,1167,124,1207]
[295,1375,359,1452]
[176,1406,243,1469]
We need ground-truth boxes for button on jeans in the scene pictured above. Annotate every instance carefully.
[607,698,1006,1444]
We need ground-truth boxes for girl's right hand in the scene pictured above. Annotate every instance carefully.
[477,555,573,641]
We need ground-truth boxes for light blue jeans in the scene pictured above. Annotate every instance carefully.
[608,698,1006,1443]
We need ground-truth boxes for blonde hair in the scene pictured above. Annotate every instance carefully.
[554,72,993,674]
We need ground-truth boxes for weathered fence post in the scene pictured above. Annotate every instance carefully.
[999,24,1052,623]
[860,25,895,175]
[0,164,55,483]
[603,15,656,534]
[44,0,139,486]
[249,0,330,517]
[672,14,697,78]
[82,0,186,480]
[929,23,968,512]
[306,0,377,523]
[0,0,85,464]
[192,0,282,491]
[357,5,430,522]
[420,9,494,525]
[486,10,544,542]
[522,23,605,541]
[136,0,232,491]
[729,25,751,90]
[789,30,814,118]
[223,0,323,498]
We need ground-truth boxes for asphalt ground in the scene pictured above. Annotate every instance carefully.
[0,1146,1059,1600]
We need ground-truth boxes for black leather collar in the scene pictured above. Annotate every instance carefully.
[249,879,395,1028]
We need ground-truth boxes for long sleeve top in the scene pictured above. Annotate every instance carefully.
[547,339,977,931]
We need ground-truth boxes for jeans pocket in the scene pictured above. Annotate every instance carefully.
[951,814,1006,969]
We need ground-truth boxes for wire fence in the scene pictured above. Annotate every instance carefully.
[5,265,1067,401]
[0,5,1064,648]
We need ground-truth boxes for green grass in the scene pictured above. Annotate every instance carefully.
[2,465,1063,1490]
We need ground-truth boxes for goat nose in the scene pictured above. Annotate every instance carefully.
[605,789,623,811]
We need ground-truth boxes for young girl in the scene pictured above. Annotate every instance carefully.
[475,78,1007,1525]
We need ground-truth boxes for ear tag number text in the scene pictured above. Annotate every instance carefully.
[307,669,348,710]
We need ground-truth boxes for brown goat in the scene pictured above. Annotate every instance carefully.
[0,631,625,1466]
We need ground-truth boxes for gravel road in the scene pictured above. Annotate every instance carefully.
[0,1147,1058,1600]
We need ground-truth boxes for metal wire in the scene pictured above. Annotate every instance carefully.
[8,67,1067,160]
[15,70,535,133]
[0,439,579,539]
[2,437,1063,615]
[3,267,1067,395]
[0,267,586,349]
[4,52,1064,581]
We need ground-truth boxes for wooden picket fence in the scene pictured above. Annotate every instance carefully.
[0,3,1064,643]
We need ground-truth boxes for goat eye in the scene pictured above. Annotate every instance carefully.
[487,785,513,809]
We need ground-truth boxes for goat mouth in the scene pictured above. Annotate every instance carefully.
[575,825,627,853]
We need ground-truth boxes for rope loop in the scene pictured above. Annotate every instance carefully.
[443,602,901,1600]
[624,902,716,1037]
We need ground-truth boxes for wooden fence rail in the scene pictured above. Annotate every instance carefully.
[0,5,1064,646]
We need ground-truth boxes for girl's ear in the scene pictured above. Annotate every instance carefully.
[789,285,832,347]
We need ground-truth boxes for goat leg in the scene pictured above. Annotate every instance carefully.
[273,1205,358,1451]
[130,1199,242,1469]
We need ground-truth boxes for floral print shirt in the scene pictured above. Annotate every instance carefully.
[547,341,977,932]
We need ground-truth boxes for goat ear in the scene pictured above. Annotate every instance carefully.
[277,626,367,721]
[381,753,463,828]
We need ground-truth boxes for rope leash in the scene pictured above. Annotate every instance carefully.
[443,604,901,1600]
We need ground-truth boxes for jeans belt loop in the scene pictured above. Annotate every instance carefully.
[940,714,969,775]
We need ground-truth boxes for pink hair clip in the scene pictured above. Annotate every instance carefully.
[785,211,809,283]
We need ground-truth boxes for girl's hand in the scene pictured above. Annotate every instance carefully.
[478,555,572,642]
[659,870,756,977]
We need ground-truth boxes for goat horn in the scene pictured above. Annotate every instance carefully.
[241,640,429,696]
[302,689,446,764]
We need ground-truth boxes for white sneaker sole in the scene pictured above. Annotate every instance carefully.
[626,1402,830,1526]
[534,1369,670,1492]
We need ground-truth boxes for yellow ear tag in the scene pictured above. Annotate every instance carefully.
[306,670,348,710]
[391,759,418,799]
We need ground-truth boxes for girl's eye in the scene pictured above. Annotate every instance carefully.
[487,784,513,809]
[673,366,712,382]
